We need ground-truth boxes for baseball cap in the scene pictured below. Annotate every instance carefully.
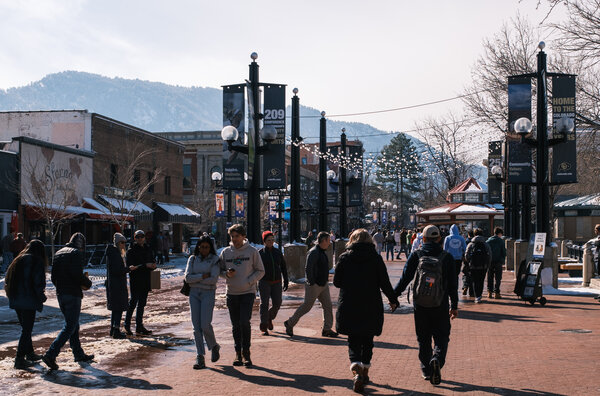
[422,225,440,239]
[134,230,145,238]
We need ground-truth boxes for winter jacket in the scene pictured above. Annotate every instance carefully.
[399,231,408,246]
[394,242,458,310]
[411,232,423,251]
[305,245,329,287]
[106,245,130,311]
[334,242,398,336]
[51,243,92,298]
[486,235,506,263]
[443,224,467,261]
[219,240,265,295]
[185,253,221,290]
[7,254,47,312]
[372,232,384,246]
[126,243,156,294]
[464,235,492,269]
[259,246,288,284]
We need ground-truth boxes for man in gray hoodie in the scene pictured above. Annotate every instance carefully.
[219,224,264,367]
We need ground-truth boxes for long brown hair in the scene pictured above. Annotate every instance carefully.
[4,239,48,297]
[346,228,375,249]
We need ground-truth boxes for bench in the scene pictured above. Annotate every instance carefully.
[559,262,583,277]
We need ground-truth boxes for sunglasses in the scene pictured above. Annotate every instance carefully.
[135,235,145,239]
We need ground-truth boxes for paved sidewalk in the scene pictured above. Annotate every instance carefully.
[1,258,599,395]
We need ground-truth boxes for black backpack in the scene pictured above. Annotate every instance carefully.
[468,241,489,270]
[410,251,446,307]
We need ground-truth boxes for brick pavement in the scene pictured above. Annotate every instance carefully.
[2,257,599,395]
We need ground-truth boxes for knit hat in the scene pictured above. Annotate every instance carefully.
[113,232,126,246]
[262,231,274,242]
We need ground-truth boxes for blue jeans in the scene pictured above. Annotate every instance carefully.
[226,293,255,352]
[385,245,395,261]
[258,280,283,325]
[2,252,13,272]
[189,288,217,356]
[47,294,85,359]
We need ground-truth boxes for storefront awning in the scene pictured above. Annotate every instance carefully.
[97,195,153,222]
[24,202,130,222]
[154,202,201,224]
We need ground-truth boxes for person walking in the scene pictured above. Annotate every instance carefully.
[42,233,94,371]
[258,231,289,336]
[486,227,506,299]
[124,230,157,336]
[5,239,48,369]
[394,225,458,385]
[464,228,492,303]
[334,229,399,393]
[219,224,264,367]
[462,230,475,296]
[1,231,14,273]
[406,229,414,256]
[443,224,467,290]
[284,231,338,338]
[10,233,27,257]
[185,235,222,369]
[106,233,131,339]
[396,228,409,260]
[384,231,396,261]
[372,229,384,256]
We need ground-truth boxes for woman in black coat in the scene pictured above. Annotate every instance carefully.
[106,233,131,339]
[4,239,48,369]
[334,229,399,393]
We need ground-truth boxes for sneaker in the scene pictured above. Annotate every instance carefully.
[430,358,441,385]
[462,287,468,296]
[25,352,42,362]
[268,320,274,331]
[193,354,205,370]
[242,350,252,367]
[421,372,431,380]
[211,344,220,363]
[42,354,59,371]
[284,320,293,337]
[112,328,126,339]
[14,356,35,369]
[475,296,482,303]
[494,292,502,299]
[233,351,243,366]
[124,324,133,336]
[259,323,269,335]
[487,291,493,299]
[321,329,338,338]
[74,353,95,363]
[136,327,152,336]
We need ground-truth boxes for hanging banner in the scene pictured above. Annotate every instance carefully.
[372,211,378,223]
[507,76,533,184]
[262,85,286,189]
[215,193,225,218]
[268,197,278,220]
[551,75,577,184]
[235,192,245,218]
[326,145,340,206]
[347,144,363,207]
[381,210,388,225]
[283,197,291,221]
[222,85,247,189]
[246,82,256,184]
[488,141,503,203]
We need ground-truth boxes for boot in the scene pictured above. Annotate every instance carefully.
[25,352,42,362]
[110,327,114,337]
[242,350,252,367]
[14,356,35,370]
[112,327,126,339]
[211,344,221,363]
[487,291,493,299]
[350,362,364,393]
[124,324,133,336]
[259,323,269,335]
[193,354,205,370]
[233,350,243,366]
[363,367,370,385]
[494,292,502,299]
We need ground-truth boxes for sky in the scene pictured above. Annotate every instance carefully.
[0,0,566,135]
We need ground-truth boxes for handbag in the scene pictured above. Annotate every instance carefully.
[180,280,190,296]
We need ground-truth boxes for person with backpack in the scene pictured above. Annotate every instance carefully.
[464,228,492,303]
[394,225,458,385]
[384,231,396,261]
[486,227,506,299]
[443,224,467,289]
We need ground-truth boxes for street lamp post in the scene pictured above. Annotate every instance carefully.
[318,111,327,232]
[370,199,391,228]
[340,128,348,237]
[290,88,301,243]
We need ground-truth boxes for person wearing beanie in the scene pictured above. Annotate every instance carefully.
[42,232,94,371]
[106,233,131,339]
[257,231,289,335]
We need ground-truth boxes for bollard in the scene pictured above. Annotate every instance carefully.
[284,244,308,282]
[325,243,334,270]
[582,242,594,287]
[334,239,347,267]
[506,238,515,271]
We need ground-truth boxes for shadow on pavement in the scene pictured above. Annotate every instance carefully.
[438,379,567,396]
[280,334,416,350]
[41,363,172,390]
[457,310,553,324]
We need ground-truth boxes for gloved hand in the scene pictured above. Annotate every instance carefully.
[283,280,289,291]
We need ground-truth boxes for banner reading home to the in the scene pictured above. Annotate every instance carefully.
[551,75,577,184]
[261,85,286,189]
[488,141,502,204]
[222,85,247,189]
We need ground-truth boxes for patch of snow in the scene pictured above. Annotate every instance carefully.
[542,285,600,296]
[155,202,200,217]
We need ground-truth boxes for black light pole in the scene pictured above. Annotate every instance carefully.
[318,111,327,232]
[521,185,531,240]
[340,129,348,237]
[277,193,283,248]
[290,88,301,242]
[536,47,550,237]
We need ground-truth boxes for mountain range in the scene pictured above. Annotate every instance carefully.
[0,71,396,153]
